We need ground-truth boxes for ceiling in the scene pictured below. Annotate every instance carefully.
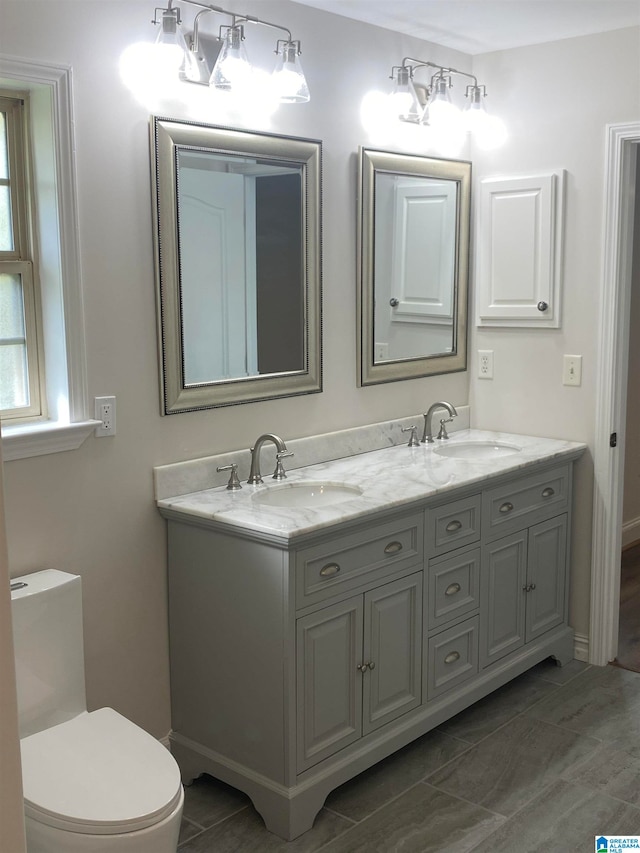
[288,0,640,55]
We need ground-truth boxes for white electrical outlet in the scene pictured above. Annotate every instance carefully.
[563,355,582,387]
[94,396,116,437]
[478,350,494,379]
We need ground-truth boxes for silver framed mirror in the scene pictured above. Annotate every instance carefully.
[357,147,470,386]
[151,117,322,413]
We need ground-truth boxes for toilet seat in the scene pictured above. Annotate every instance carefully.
[21,708,183,835]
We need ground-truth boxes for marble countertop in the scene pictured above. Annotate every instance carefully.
[156,429,586,544]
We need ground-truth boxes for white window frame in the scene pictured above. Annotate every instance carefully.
[0,93,46,421]
[0,57,97,461]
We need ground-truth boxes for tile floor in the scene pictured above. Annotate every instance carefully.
[177,659,640,852]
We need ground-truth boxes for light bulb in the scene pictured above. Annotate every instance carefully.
[272,41,310,103]
[210,26,253,94]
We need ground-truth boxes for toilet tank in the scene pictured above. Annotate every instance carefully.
[11,570,87,738]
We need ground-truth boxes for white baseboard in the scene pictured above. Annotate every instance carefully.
[573,632,589,662]
[622,516,640,549]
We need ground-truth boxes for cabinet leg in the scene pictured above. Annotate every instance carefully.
[251,786,327,841]
[550,633,575,667]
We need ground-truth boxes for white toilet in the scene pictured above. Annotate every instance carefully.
[11,569,184,853]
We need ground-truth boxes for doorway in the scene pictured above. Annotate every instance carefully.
[615,147,640,673]
[591,123,640,666]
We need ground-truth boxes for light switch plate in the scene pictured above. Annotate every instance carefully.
[562,355,582,386]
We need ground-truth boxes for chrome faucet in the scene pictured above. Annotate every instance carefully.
[421,402,458,443]
[247,434,293,484]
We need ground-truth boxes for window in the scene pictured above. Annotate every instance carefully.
[0,93,45,420]
[0,59,95,461]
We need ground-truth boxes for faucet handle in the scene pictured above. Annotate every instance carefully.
[273,451,294,480]
[437,418,454,440]
[401,425,420,447]
[217,463,242,490]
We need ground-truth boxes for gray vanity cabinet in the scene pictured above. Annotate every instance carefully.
[481,464,569,667]
[165,458,577,842]
[296,572,422,772]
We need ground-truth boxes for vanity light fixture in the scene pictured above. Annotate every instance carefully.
[389,58,504,145]
[150,0,310,102]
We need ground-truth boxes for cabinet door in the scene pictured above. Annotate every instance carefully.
[296,597,363,772]
[481,531,527,667]
[526,515,567,642]
[476,171,564,328]
[362,573,422,735]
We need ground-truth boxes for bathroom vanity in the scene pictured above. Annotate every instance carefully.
[156,429,585,840]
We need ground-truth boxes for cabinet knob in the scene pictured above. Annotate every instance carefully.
[499,502,514,514]
[537,301,549,312]
[445,519,463,533]
[541,487,555,498]
[445,582,462,597]
[319,562,341,578]
[444,651,461,665]
[357,661,375,672]
[384,540,403,555]
[389,298,399,307]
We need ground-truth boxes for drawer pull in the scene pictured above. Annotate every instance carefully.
[445,582,462,597]
[384,540,403,555]
[319,563,341,578]
[541,487,555,498]
[445,519,463,533]
[499,501,514,514]
[444,650,461,665]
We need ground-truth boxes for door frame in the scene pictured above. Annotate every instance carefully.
[590,122,640,665]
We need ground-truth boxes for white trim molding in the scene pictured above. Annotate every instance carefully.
[0,56,92,459]
[590,122,640,665]
[573,632,589,663]
[622,516,640,550]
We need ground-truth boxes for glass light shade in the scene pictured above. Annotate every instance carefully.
[272,42,310,103]
[426,77,461,130]
[390,67,422,122]
[210,26,252,93]
[153,8,189,74]
[463,85,490,133]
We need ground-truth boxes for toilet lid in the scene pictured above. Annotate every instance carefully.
[21,708,183,835]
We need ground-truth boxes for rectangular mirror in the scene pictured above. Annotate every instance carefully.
[357,147,470,386]
[151,117,322,413]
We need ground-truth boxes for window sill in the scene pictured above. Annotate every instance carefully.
[1,419,100,461]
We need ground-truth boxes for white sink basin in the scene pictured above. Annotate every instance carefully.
[252,482,363,508]
[433,441,522,460]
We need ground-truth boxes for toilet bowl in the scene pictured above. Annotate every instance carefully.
[11,570,184,853]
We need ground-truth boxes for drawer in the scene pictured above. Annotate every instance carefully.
[482,464,569,540]
[426,494,481,557]
[427,546,480,632]
[296,513,424,609]
[427,616,479,699]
